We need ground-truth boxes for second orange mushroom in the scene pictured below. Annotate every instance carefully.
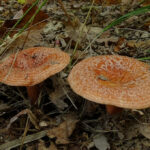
[68,55,150,114]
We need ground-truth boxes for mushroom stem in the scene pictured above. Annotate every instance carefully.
[26,85,40,105]
[106,105,122,115]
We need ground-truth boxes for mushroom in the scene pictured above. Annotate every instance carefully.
[0,47,70,105]
[68,55,150,114]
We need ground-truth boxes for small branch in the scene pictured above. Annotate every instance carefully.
[0,130,47,150]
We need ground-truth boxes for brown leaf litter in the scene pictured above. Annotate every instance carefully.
[47,116,78,144]
[0,0,150,149]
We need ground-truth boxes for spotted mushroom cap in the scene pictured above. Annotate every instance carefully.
[0,47,70,86]
[68,55,150,109]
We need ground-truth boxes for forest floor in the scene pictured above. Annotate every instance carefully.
[0,0,150,150]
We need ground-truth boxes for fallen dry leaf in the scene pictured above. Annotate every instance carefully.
[49,86,69,109]
[0,4,48,38]
[47,117,78,144]
[0,4,49,57]
[122,0,150,6]
[13,9,23,19]
[49,142,58,150]
[68,144,81,150]
[65,22,87,42]
[94,0,121,5]
[25,0,37,4]
[93,134,110,150]
[127,40,150,48]
[139,124,150,139]
[48,77,69,110]
[69,49,88,60]
[10,26,44,50]
[38,140,58,150]
[121,0,132,4]
[139,0,150,6]
[144,21,150,30]
[96,36,118,47]
[114,37,126,52]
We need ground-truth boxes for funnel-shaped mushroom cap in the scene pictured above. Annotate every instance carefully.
[0,47,70,86]
[68,55,150,109]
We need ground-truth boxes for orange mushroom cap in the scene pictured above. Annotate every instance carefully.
[68,55,150,109]
[0,47,70,86]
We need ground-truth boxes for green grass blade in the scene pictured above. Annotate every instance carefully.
[138,57,150,60]
[93,5,150,46]
[102,5,150,33]
[90,5,150,50]
[0,0,48,56]
[71,5,150,67]
[17,0,48,36]
[1,0,40,44]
